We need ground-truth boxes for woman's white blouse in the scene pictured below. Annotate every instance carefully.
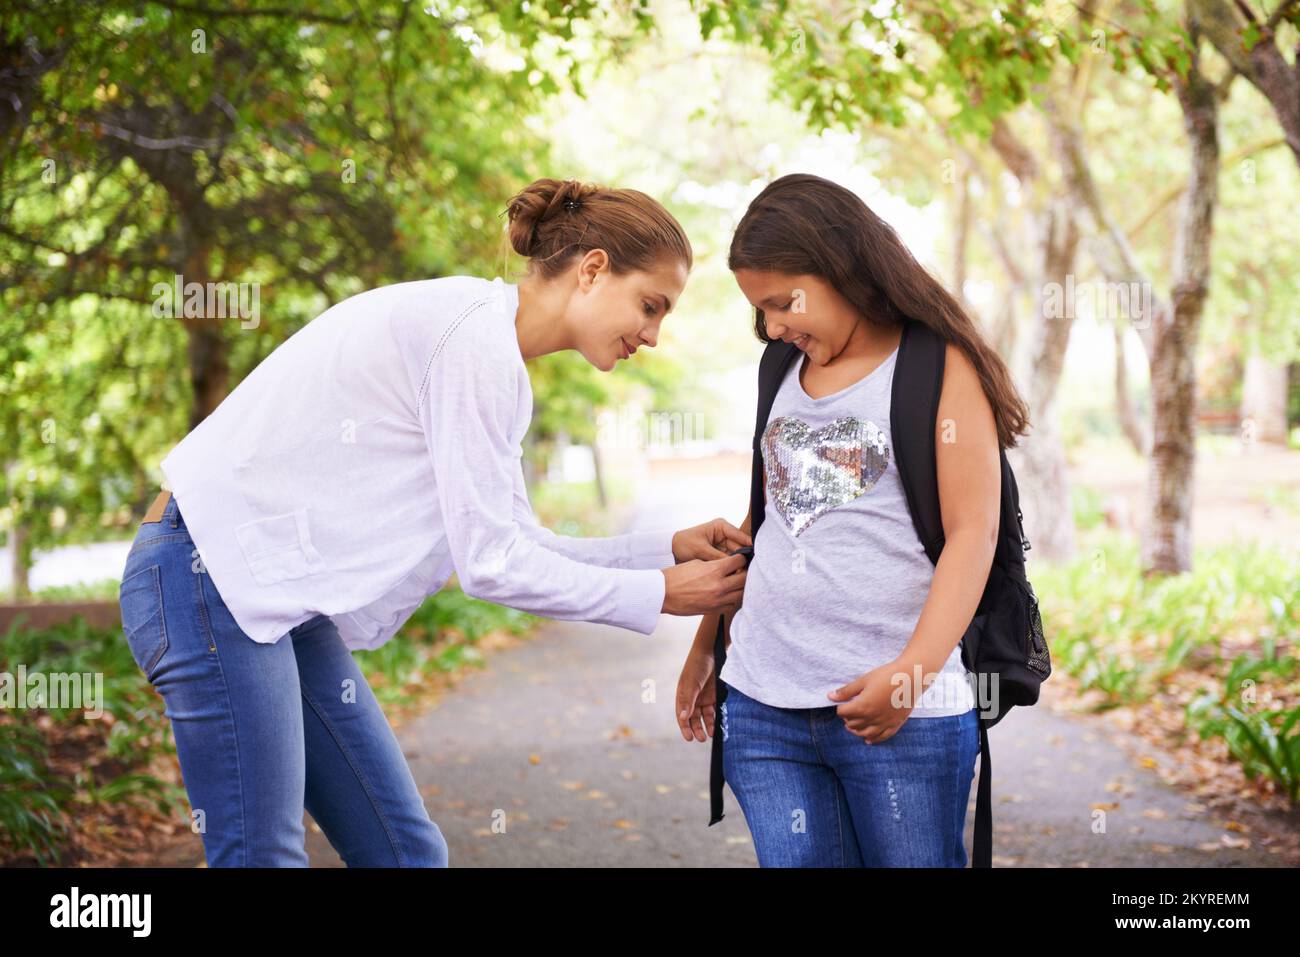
[160,276,673,651]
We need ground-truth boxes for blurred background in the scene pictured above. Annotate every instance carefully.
[1,0,1297,867]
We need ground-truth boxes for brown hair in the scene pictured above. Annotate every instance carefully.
[729,173,1030,450]
[504,177,693,280]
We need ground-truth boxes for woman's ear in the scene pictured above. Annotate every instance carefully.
[576,248,609,290]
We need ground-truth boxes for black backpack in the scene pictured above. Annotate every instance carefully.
[708,316,1052,868]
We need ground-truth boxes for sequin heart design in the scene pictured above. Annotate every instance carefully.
[762,415,890,536]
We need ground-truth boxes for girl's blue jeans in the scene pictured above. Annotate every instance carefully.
[117,494,448,867]
[720,679,979,867]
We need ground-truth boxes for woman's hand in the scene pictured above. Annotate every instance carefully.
[676,646,717,742]
[826,659,921,744]
[671,518,752,563]
[660,553,747,616]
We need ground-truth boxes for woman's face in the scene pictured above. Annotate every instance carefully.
[732,269,859,366]
[569,251,688,372]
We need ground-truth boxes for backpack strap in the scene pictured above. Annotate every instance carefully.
[973,720,992,867]
[891,319,993,869]
[708,607,727,825]
[748,339,800,540]
[709,337,799,826]
[891,318,946,563]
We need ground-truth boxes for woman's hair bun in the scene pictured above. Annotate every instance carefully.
[505,178,597,258]
[501,176,692,280]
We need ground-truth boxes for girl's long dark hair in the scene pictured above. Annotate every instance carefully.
[729,173,1030,450]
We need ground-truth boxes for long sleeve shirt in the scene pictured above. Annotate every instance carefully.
[160,275,673,651]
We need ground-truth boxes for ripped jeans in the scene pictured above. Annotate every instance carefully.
[720,680,979,867]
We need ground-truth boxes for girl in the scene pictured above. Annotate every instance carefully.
[675,173,1030,867]
[118,177,750,867]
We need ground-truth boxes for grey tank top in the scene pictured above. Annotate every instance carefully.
[720,343,976,715]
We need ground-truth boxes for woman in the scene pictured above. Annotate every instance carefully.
[118,177,750,867]
[675,173,1030,866]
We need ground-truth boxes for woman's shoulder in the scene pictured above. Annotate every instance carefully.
[425,274,499,302]
[383,274,498,312]
[385,275,511,352]
[316,275,495,327]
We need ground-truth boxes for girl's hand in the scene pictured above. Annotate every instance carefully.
[826,660,919,744]
[671,518,752,563]
[675,646,717,742]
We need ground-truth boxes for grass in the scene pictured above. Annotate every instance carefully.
[0,586,541,865]
[529,476,634,537]
[26,579,123,603]
[1071,485,1108,531]
[1031,527,1300,802]
[0,614,190,865]
[1252,485,1300,516]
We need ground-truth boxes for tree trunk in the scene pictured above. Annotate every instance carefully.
[1114,317,1150,455]
[1017,195,1081,562]
[983,112,1081,562]
[181,246,231,429]
[1144,316,1199,574]
[1240,353,1290,444]
[952,158,972,309]
[1141,29,1221,576]
[1039,41,1222,576]
[186,322,231,430]
[591,441,608,511]
[10,519,30,601]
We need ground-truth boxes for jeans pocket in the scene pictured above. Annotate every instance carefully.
[119,564,168,679]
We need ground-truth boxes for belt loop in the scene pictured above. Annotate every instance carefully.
[168,493,179,528]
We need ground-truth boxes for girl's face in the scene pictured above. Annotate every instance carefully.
[732,269,860,365]
[569,251,688,372]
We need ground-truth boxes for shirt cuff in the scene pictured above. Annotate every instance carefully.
[624,528,677,569]
[614,567,665,635]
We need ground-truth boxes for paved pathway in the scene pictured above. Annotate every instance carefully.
[299,463,1291,867]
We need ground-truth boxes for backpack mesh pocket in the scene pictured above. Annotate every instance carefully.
[1019,577,1050,678]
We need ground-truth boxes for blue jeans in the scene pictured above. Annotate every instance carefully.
[117,494,448,867]
[720,679,979,867]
